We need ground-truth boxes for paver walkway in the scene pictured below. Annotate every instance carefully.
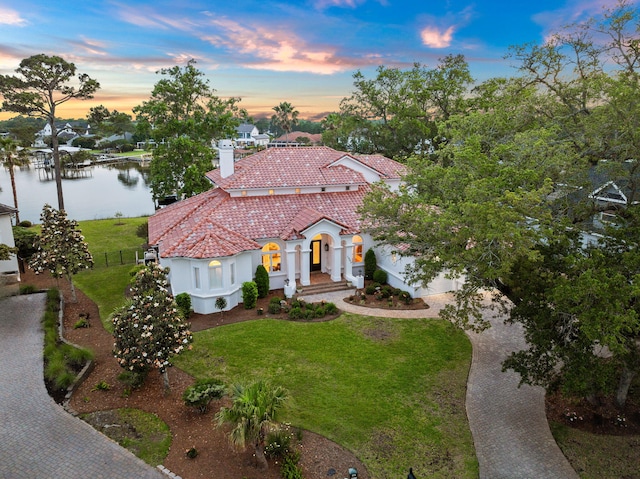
[307,290,579,479]
[0,293,165,479]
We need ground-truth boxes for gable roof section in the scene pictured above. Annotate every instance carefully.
[350,154,407,179]
[162,217,261,259]
[149,187,369,259]
[0,204,17,216]
[281,207,351,240]
[206,147,368,190]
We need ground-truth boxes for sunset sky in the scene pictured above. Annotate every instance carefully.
[0,0,630,122]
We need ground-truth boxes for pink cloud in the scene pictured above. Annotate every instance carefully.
[421,25,455,48]
[0,7,27,26]
[201,16,351,74]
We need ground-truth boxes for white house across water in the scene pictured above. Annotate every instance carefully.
[148,142,460,314]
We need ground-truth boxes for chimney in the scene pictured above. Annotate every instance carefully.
[218,139,234,178]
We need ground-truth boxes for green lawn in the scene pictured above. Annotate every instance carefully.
[73,216,148,328]
[175,314,477,479]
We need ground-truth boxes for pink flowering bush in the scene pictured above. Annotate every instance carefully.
[112,263,193,390]
[29,204,93,302]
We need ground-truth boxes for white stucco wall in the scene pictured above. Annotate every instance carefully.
[0,213,19,275]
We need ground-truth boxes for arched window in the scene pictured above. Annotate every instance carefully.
[209,260,223,289]
[353,235,363,263]
[262,243,281,272]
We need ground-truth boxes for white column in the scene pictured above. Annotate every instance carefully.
[284,246,297,298]
[331,245,343,282]
[300,247,311,286]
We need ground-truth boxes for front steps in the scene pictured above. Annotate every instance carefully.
[295,280,353,296]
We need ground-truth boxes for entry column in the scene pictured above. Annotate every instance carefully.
[331,244,343,282]
[300,246,311,286]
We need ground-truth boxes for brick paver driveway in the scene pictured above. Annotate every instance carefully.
[0,294,165,479]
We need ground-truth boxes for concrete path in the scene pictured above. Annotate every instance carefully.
[306,290,579,479]
[0,294,165,479]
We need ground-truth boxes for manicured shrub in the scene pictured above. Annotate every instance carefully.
[264,428,292,459]
[364,249,377,280]
[268,302,281,314]
[215,296,227,312]
[175,292,192,319]
[288,306,303,320]
[135,221,148,240]
[183,378,225,413]
[254,264,270,298]
[18,220,32,227]
[242,281,258,309]
[303,309,316,321]
[399,290,412,304]
[281,450,304,479]
[365,284,377,295]
[324,302,338,315]
[315,306,326,318]
[117,370,147,389]
[373,269,388,285]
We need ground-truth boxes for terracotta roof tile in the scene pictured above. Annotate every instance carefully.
[150,147,404,259]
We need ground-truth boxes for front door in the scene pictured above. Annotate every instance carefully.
[310,240,321,272]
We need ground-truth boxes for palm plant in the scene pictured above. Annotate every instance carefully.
[272,102,299,143]
[0,137,30,224]
[216,380,289,469]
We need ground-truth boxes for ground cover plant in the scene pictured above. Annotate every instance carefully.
[175,313,477,478]
[81,408,171,466]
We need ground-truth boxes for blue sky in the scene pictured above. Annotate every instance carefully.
[0,0,630,121]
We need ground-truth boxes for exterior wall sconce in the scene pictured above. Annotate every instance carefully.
[324,243,329,251]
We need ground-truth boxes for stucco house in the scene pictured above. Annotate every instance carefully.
[0,204,20,297]
[148,143,460,313]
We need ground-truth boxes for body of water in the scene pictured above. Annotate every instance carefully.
[0,161,156,224]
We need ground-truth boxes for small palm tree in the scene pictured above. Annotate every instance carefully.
[272,102,299,143]
[0,138,30,224]
[216,380,289,469]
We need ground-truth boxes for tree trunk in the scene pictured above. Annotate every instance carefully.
[254,442,268,469]
[162,369,170,392]
[50,117,65,211]
[615,364,636,409]
[9,167,20,224]
[67,273,77,303]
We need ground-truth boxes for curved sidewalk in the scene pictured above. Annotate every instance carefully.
[0,294,165,479]
[307,290,578,479]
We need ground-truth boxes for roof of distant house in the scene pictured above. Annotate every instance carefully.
[273,131,322,144]
[0,203,17,215]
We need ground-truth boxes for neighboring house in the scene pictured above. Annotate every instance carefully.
[0,204,20,297]
[271,131,323,146]
[96,132,134,146]
[34,122,88,147]
[234,123,270,147]
[149,143,460,314]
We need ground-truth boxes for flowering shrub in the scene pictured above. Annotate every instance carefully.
[29,204,93,302]
[112,264,193,390]
[182,378,225,413]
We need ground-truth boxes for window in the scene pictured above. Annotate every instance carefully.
[209,260,223,289]
[193,267,201,289]
[262,243,282,272]
[353,235,363,263]
[230,262,236,285]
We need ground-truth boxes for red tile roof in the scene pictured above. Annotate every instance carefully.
[150,147,404,259]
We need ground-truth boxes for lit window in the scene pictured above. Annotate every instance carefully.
[193,267,201,289]
[241,190,247,196]
[262,242,282,272]
[208,260,223,289]
[269,189,274,195]
[295,188,301,194]
[353,235,363,263]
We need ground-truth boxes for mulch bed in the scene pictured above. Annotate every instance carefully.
[21,268,369,479]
